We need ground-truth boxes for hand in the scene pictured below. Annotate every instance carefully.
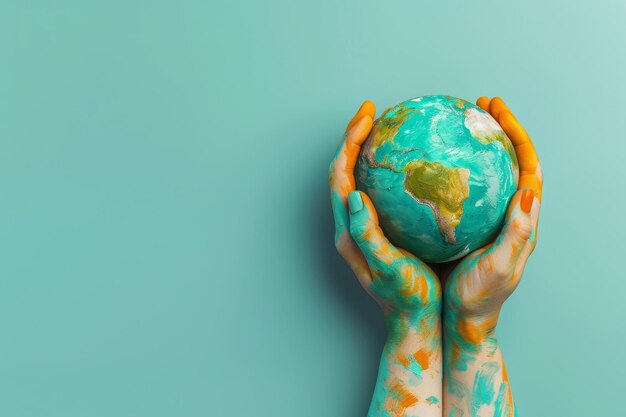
[443,96,543,339]
[330,101,443,417]
[329,101,441,325]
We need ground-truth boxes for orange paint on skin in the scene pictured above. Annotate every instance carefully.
[396,354,411,368]
[384,381,419,417]
[345,100,376,133]
[457,316,498,345]
[398,265,429,302]
[476,96,490,111]
[413,349,431,371]
[417,275,428,303]
[519,175,542,201]
[399,265,414,298]
[372,245,397,265]
[477,286,491,300]
[489,97,509,120]
[419,314,440,340]
[496,109,543,202]
[451,343,462,364]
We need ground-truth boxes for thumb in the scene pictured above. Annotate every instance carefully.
[478,189,535,279]
[347,191,404,271]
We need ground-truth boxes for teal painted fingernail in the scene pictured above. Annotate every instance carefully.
[348,192,364,214]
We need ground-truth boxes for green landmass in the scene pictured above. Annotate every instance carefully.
[362,105,420,165]
[403,160,470,244]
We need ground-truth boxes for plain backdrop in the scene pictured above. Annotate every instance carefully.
[1,1,625,416]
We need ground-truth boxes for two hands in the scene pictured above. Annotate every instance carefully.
[329,98,543,417]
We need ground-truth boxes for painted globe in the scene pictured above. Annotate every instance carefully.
[355,95,519,263]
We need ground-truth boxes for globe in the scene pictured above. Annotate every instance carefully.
[355,95,519,263]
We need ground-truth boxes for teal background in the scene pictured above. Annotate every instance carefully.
[1,1,624,416]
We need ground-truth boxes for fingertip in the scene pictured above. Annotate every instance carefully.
[489,97,509,120]
[361,100,377,119]
[357,191,380,224]
[476,96,490,111]
[348,191,364,215]
[346,100,377,132]
[498,111,522,138]
[518,176,543,202]
[346,114,373,145]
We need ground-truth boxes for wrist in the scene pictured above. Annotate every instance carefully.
[384,304,441,342]
[443,305,500,347]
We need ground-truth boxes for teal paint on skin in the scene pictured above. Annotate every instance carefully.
[335,149,444,417]
[368,348,393,417]
[448,405,464,417]
[427,395,440,404]
[405,353,424,382]
[493,382,511,417]
[471,362,500,416]
[367,317,439,417]
[443,307,481,372]
[447,376,470,403]
[331,191,349,239]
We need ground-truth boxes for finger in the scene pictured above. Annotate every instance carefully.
[527,191,541,250]
[347,191,438,305]
[476,189,534,282]
[498,110,543,201]
[345,100,376,133]
[329,105,376,290]
[331,189,372,280]
[488,97,509,121]
[347,191,406,273]
[476,96,491,112]
[329,115,374,196]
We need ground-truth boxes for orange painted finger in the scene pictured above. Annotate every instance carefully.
[344,115,374,166]
[488,97,510,121]
[329,115,374,196]
[345,100,376,133]
[476,96,491,112]
[519,175,543,201]
[498,111,543,201]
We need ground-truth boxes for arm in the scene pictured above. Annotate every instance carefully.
[330,101,443,417]
[442,97,543,416]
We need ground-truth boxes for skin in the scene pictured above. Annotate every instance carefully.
[329,97,542,417]
[329,101,443,417]
[441,97,543,417]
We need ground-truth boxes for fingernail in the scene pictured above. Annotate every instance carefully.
[348,192,364,214]
[520,189,534,213]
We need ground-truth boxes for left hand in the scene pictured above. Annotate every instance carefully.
[329,101,441,328]
[443,97,543,337]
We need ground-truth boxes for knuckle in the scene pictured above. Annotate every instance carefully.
[349,224,365,245]
[482,255,509,279]
[334,232,349,255]
[510,218,532,241]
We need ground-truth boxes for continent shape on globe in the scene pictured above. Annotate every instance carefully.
[355,95,519,263]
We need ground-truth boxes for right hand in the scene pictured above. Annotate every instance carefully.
[442,97,543,339]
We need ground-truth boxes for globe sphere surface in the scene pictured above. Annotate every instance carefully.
[355,95,519,263]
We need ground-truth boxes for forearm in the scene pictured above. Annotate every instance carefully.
[368,310,442,417]
[443,313,515,417]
